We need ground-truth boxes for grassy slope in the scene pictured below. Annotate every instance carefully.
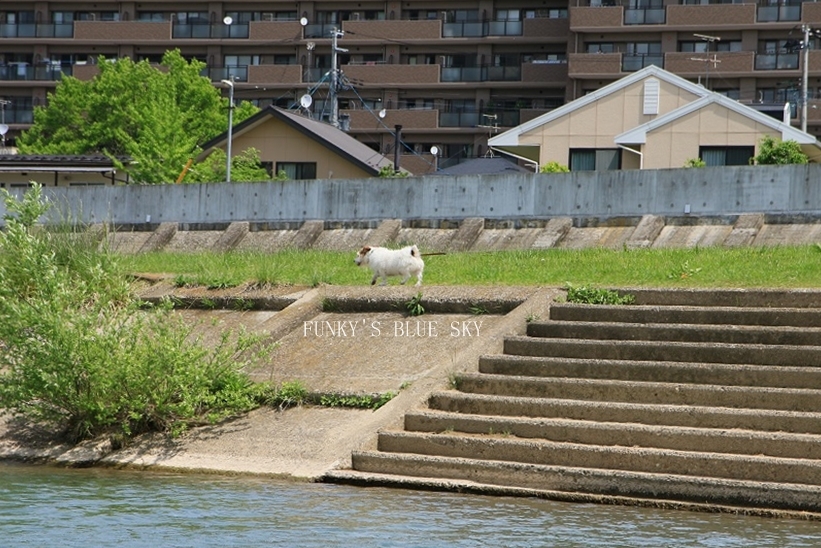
[120,245,821,289]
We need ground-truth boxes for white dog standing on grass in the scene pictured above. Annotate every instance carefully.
[355,245,425,286]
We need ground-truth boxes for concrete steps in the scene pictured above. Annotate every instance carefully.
[324,289,821,516]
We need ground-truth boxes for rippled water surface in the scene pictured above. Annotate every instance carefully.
[1,463,819,547]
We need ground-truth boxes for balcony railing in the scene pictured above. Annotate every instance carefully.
[0,23,74,38]
[483,111,520,127]
[757,1,801,22]
[172,22,250,39]
[304,23,340,39]
[441,65,522,82]
[204,66,249,82]
[622,54,664,71]
[0,64,70,81]
[624,8,666,23]
[439,111,480,127]
[5,109,33,124]
[443,19,524,37]
[754,52,799,70]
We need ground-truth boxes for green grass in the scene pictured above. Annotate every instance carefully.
[120,245,821,289]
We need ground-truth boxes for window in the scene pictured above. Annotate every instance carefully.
[587,43,615,53]
[137,12,167,22]
[569,149,621,171]
[699,146,754,166]
[276,162,317,180]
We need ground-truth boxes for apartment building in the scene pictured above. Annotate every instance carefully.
[1,1,819,174]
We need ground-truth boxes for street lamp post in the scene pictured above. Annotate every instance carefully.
[221,78,235,182]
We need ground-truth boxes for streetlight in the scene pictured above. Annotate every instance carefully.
[221,78,234,182]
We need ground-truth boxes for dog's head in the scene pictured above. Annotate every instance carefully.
[354,246,372,266]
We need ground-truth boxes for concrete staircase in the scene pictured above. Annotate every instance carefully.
[324,289,821,516]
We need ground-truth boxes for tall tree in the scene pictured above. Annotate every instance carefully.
[17,50,258,184]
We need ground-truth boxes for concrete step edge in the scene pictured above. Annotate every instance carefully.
[455,372,821,411]
[503,336,821,367]
[427,391,821,433]
[478,354,821,388]
[339,452,821,514]
[547,303,821,327]
[402,410,821,459]
[375,431,821,485]
[526,320,821,346]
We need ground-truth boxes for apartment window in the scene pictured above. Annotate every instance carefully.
[100,12,120,21]
[714,88,741,100]
[716,41,743,52]
[260,12,298,21]
[276,162,317,180]
[407,10,440,20]
[570,149,621,171]
[624,42,663,71]
[405,98,435,109]
[699,146,754,166]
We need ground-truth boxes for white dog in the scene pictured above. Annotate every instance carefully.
[355,245,425,286]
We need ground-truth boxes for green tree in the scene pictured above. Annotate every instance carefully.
[683,158,706,168]
[17,50,259,184]
[753,136,809,165]
[184,147,276,183]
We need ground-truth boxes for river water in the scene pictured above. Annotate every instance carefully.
[1,463,818,547]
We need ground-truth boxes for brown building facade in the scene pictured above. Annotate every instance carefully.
[2,1,820,173]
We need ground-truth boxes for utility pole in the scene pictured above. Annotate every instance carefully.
[330,27,347,129]
[220,78,235,182]
[691,33,721,90]
[801,24,811,133]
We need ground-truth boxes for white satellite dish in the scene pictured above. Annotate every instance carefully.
[300,94,313,109]
[307,42,315,51]
[378,109,386,119]
[0,124,9,136]
[223,16,233,25]
[300,17,309,26]
[430,145,439,156]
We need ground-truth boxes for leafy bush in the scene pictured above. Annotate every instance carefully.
[564,283,635,305]
[683,158,706,168]
[753,136,808,165]
[405,292,425,316]
[0,184,273,443]
[540,161,570,173]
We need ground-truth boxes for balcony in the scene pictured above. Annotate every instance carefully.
[667,3,756,25]
[342,108,439,130]
[757,0,802,22]
[343,63,440,85]
[522,61,569,84]
[0,23,74,38]
[74,21,170,41]
[754,52,799,70]
[568,52,623,76]
[0,64,69,81]
[247,65,303,85]
[441,65,521,83]
[172,22,250,39]
[249,21,304,41]
[523,17,569,38]
[439,111,480,127]
[205,66,249,82]
[665,51,755,74]
[622,54,663,72]
[569,5,624,30]
[341,20,441,40]
[443,19,524,38]
[624,7,665,24]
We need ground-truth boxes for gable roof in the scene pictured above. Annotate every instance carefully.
[432,156,531,176]
[488,65,711,148]
[198,106,396,176]
[614,90,821,163]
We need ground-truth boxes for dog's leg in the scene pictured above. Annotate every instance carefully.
[415,272,423,286]
[371,274,378,285]
[400,274,410,285]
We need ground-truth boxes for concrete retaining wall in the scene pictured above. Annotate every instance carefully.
[2,164,820,227]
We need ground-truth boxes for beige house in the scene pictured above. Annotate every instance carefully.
[489,66,821,171]
[197,106,400,180]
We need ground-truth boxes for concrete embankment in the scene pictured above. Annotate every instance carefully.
[4,282,821,520]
